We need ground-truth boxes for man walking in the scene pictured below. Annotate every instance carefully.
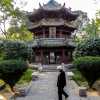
[57,65,68,100]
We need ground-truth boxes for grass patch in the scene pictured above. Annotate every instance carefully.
[0,79,12,94]
[72,69,88,87]
[17,68,33,85]
[0,79,5,86]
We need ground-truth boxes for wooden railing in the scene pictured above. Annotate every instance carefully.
[28,38,75,47]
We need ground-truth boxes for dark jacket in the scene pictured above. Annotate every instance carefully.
[57,70,66,88]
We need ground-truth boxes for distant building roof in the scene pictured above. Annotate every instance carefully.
[40,0,63,11]
[28,0,79,22]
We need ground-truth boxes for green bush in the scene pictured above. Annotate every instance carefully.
[0,40,32,61]
[0,40,5,61]
[0,60,27,74]
[72,70,87,86]
[0,60,28,89]
[73,56,100,88]
[3,40,29,60]
[74,38,100,58]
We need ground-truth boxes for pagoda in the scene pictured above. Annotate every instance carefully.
[27,0,82,64]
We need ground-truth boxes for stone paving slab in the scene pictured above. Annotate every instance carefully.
[15,72,100,100]
[16,72,58,100]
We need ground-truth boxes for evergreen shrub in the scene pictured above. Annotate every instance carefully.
[73,56,100,88]
[0,59,28,88]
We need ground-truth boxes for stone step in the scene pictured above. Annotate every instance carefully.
[42,66,70,72]
[32,64,74,72]
[42,67,58,72]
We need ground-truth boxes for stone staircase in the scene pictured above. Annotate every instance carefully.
[42,65,59,72]
[31,63,74,72]
[42,64,73,72]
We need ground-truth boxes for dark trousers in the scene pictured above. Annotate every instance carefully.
[58,87,68,100]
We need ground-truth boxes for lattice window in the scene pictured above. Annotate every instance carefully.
[49,27,56,38]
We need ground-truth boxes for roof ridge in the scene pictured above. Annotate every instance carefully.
[46,0,61,6]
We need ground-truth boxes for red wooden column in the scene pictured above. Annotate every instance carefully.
[68,51,72,62]
[70,51,73,61]
[43,28,45,38]
[40,49,44,64]
[60,30,62,38]
[62,49,65,63]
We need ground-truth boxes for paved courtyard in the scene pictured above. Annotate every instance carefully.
[16,72,100,100]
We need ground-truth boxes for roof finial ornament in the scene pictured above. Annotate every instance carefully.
[49,0,55,3]
[63,3,65,7]
[69,7,71,11]
[39,2,42,8]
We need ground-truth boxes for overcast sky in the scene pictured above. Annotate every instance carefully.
[15,0,100,19]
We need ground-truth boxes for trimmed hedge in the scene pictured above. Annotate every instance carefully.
[3,41,29,60]
[0,40,32,61]
[0,60,28,89]
[0,41,5,61]
[72,70,87,86]
[73,56,100,88]
[0,60,27,74]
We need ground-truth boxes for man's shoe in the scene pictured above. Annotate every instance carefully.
[65,95,69,100]
[65,97,68,100]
